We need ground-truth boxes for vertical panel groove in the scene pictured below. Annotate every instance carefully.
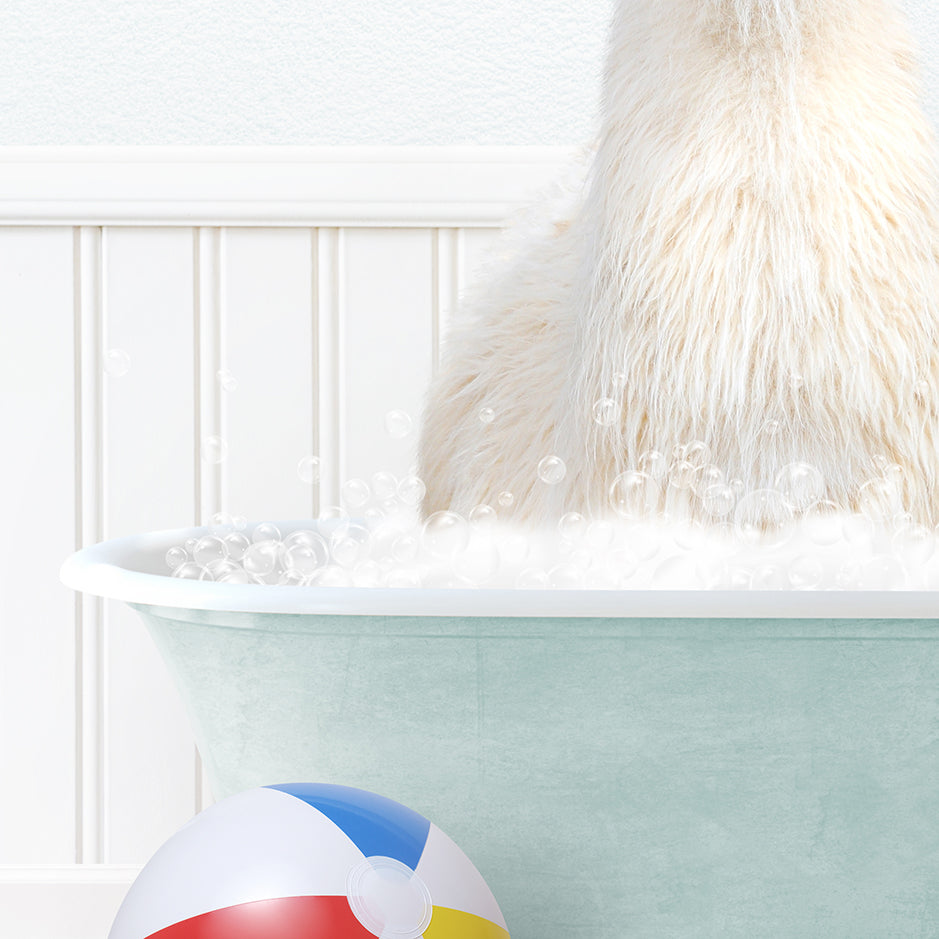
[192,230,202,528]
[76,225,106,865]
[309,230,319,519]
[315,228,344,507]
[193,226,222,813]
[195,227,223,524]
[71,228,82,865]
[432,228,464,372]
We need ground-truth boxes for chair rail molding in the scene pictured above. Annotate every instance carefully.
[0,146,578,227]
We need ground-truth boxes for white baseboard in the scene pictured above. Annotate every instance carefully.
[0,867,137,939]
[0,145,576,226]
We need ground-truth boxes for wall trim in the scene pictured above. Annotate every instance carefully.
[0,866,138,939]
[0,146,577,227]
[0,864,139,885]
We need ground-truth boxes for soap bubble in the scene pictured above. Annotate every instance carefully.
[205,559,241,580]
[422,511,470,559]
[803,500,843,545]
[284,529,327,550]
[478,407,496,425]
[892,523,935,565]
[384,410,413,438]
[750,565,789,590]
[232,515,247,530]
[307,566,352,587]
[171,561,203,580]
[423,568,476,590]
[201,435,228,464]
[284,539,329,575]
[331,523,371,568]
[638,450,668,480]
[371,471,398,501]
[668,461,697,491]
[734,489,793,547]
[858,476,902,521]
[499,530,531,565]
[387,569,422,588]
[714,564,752,590]
[693,464,724,493]
[842,513,875,547]
[788,555,824,589]
[391,533,419,564]
[836,560,863,589]
[453,537,500,582]
[516,568,550,589]
[761,419,782,437]
[243,541,281,576]
[775,462,824,511]
[549,563,585,589]
[103,348,131,377]
[469,504,498,528]
[351,560,383,588]
[184,538,198,552]
[398,475,426,507]
[592,398,617,426]
[208,512,234,534]
[341,478,371,510]
[558,511,587,543]
[603,548,641,586]
[217,568,252,585]
[537,455,567,485]
[883,463,905,486]
[672,519,709,551]
[193,535,227,567]
[610,471,659,519]
[223,531,250,561]
[683,441,711,467]
[217,369,238,392]
[788,371,805,392]
[651,555,703,588]
[585,519,615,551]
[252,522,282,543]
[297,456,321,485]
[893,511,915,533]
[863,555,907,589]
[497,491,515,508]
[363,506,385,524]
[278,569,307,586]
[702,483,736,518]
[165,546,189,571]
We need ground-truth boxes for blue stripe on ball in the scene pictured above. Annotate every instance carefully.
[266,783,431,870]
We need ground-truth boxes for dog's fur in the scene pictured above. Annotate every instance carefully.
[419,0,939,524]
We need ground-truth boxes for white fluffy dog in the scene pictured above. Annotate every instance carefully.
[419,0,939,525]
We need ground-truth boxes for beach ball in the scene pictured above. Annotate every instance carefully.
[109,782,510,939]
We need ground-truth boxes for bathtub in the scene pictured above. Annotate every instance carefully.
[62,522,939,938]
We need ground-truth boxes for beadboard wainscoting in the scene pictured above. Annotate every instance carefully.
[0,147,573,938]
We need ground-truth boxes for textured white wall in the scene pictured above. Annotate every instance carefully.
[1,0,938,145]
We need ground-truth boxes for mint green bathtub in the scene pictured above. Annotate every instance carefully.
[62,525,939,938]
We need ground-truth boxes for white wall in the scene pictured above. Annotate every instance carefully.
[0,0,612,145]
[1,0,938,145]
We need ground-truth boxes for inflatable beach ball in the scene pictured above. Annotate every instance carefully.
[110,782,510,939]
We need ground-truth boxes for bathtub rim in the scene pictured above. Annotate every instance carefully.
[59,523,939,619]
